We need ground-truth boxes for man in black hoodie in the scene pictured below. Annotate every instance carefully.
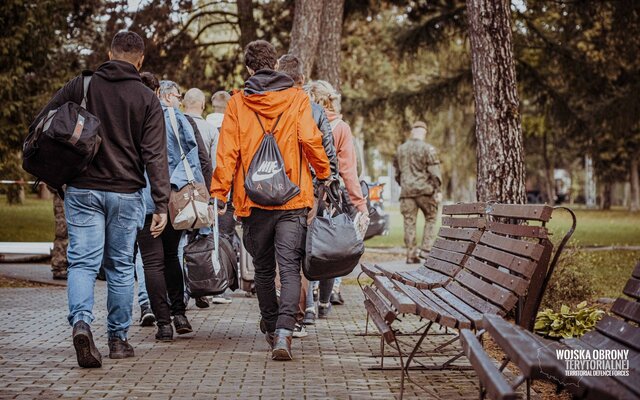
[31,31,169,368]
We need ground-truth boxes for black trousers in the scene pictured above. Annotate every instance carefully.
[137,215,185,326]
[242,208,307,332]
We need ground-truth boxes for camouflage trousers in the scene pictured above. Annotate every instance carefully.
[51,191,68,278]
[400,195,438,260]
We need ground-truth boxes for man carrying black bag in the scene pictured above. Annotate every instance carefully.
[210,40,330,361]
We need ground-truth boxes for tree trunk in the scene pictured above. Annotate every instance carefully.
[315,0,345,89]
[466,0,526,203]
[630,156,639,212]
[601,180,612,210]
[236,0,257,50]
[289,0,325,77]
[542,129,555,204]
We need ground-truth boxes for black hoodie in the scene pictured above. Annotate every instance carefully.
[31,60,169,213]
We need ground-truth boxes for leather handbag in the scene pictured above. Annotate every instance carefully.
[167,107,213,230]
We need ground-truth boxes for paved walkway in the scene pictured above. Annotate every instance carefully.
[0,266,486,400]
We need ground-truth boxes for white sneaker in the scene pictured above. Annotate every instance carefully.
[211,294,232,304]
[292,323,308,338]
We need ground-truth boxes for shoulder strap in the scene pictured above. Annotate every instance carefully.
[80,76,91,109]
[167,107,195,183]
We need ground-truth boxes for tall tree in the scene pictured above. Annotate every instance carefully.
[315,0,345,89]
[237,0,257,49]
[289,0,324,76]
[466,0,526,203]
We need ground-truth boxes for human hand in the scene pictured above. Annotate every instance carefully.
[150,213,167,238]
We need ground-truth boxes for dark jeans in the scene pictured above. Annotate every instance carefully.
[137,215,186,326]
[242,208,307,332]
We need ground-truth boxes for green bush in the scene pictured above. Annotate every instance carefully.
[540,248,595,310]
[535,301,604,339]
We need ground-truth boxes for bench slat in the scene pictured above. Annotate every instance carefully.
[424,257,463,277]
[595,315,640,352]
[633,262,640,279]
[398,283,442,323]
[485,204,553,222]
[430,247,468,266]
[479,231,544,261]
[442,202,486,215]
[396,270,450,289]
[464,257,529,296]
[361,263,386,279]
[438,227,483,242]
[441,216,487,229]
[454,270,518,312]
[373,276,416,314]
[611,297,640,324]
[421,289,472,329]
[432,287,484,328]
[363,286,397,324]
[363,299,395,344]
[460,330,518,400]
[432,238,475,254]
[472,244,538,278]
[446,283,505,315]
[487,221,548,239]
[623,278,640,300]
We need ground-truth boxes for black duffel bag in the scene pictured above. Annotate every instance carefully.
[22,74,101,192]
[303,185,365,281]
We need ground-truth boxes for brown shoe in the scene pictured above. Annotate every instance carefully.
[271,329,293,361]
[108,337,135,359]
[406,257,420,264]
[72,321,102,368]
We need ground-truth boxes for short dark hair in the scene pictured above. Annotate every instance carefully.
[140,72,159,91]
[277,54,304,86]
[111,31,145,56]
[244,40,277,71]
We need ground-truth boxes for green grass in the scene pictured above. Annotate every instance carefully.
[572,250,640,299]
[0,196,54,242]
[366,205,640,248]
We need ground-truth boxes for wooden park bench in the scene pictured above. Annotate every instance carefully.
[460,262,640,400]
[360,203,576,399]
[359,202,488,293]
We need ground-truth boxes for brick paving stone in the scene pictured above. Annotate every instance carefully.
[0,282,518,399]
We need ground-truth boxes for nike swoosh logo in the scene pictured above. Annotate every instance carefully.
[251,167,283,182]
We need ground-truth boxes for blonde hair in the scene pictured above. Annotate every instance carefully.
[304,80,341,113]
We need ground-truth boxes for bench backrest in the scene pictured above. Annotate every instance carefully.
[419,202,488,279]
[445,204,559,330]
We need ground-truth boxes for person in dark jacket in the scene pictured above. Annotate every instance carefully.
[276,54,339,331]
[30,31,170,367]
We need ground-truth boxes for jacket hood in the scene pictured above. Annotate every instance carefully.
[242,69,298,118]
[94,60,141,82]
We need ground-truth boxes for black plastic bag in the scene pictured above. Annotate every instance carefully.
[303,185,365,281]
[243,113,300,206]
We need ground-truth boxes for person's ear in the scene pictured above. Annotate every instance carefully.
[108,51,113,61]
[135,55,144,71]
[246,66,255,76]
[274,60,280,70]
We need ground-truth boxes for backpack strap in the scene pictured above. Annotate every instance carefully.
[80,76,92,109]
[254,112,283,135]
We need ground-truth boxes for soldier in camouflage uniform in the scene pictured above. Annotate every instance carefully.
[50,189,68,279]
[393,121,442,264]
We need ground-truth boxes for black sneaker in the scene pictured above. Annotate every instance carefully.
[302,308,316,325]
[330,292,345,305]
[173,314,193,335]
[139,305,156,327]
[195,297,210,309]
[318,302,332,318]
[72,321,102,368]
[156,324,173,341]
[108,337,135,359]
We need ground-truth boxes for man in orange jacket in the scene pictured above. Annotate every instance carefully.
[210,40,330,361]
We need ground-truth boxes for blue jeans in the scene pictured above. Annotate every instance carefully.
[65,186,144,340]
[134,249,149,307]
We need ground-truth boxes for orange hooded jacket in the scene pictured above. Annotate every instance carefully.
[210,70,331,217]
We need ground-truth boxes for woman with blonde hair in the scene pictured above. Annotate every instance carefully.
[304,80,369,316]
